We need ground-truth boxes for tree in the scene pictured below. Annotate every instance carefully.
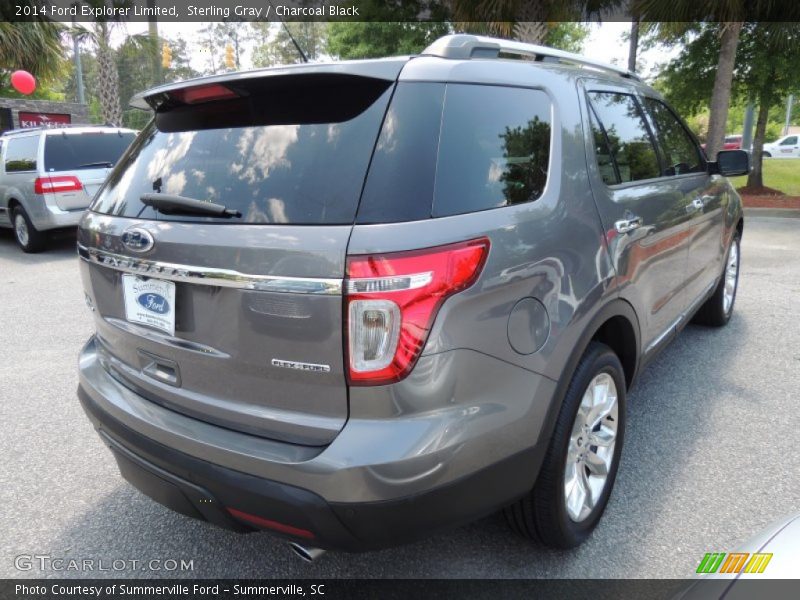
[735,24,800,188]
[94,20,122,126]
[0,20,66,86]
[632,0,800,159]
[447,0,620,44]
[116,34,200,128]
[327,1,450,59]
[251,22,328,67]
[651,22,800,190]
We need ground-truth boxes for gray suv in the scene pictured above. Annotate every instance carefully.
[76,35,748,559]
[0,125,136,252]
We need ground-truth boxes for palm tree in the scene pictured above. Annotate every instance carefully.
[93,20,122,126]
[0,21,65,82]
[447,0,621,44]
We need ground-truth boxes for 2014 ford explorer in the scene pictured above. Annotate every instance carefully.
[76,35,748,560]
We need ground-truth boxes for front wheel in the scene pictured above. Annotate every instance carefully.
[505,342,626,548]
[693,234,740,327]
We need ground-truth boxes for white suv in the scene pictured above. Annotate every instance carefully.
[0,126,136,252]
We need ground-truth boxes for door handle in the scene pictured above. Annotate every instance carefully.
[614,216,643,234]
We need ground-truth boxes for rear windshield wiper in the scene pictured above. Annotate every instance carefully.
[140,193,242,218]
[77,161,114,168]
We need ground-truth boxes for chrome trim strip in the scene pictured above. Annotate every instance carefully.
[644,280,717,355]
[78,244,342,295]
[645,317,681,355]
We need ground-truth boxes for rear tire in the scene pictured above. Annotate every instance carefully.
[11,205,46,253]
[504,342,626,548]
[693,234,740,327]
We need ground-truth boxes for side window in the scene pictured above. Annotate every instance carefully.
[587,103,619,185]
[780,136,797,145]
[433,84,551,217]
[587,91,661,184]
[643,98,704,175]
[5,135,39,172]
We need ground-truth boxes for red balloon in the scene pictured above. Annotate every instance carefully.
[11,70,36,95]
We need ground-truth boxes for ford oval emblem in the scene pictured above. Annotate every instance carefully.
[121,228,154,253]
[137,293,170,314]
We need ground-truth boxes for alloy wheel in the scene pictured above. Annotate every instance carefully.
[722,240,739,316]
[14,213,29,247]
[564,372,619,522]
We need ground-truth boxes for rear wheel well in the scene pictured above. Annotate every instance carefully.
[736,218,743,237]
[591,315,637,390]
[7,198,20,211]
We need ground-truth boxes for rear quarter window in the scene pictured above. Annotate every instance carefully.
[5,135,39,172]
[432,85,551,217]
[357,83,552,222]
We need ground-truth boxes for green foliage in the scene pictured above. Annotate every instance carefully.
[116,34,200,128]
[0,20,66,82]
[651,23,800,133]
[327,1,451,59]
[542,22,589,53]
[728,159,800,195]
[251,22,328,67]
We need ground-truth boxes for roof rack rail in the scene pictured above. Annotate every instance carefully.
[422,34,641,81]
[1,124,122,136]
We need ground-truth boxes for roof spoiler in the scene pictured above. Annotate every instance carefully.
[130,59,409,110]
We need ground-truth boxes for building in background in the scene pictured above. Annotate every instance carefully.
[0,99,89,134]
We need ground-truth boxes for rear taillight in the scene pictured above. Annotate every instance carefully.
[34,175,83,194]
[345,238,490,385]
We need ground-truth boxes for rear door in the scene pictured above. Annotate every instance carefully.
[640,96,725,310]
[78,68,399,446]
[582,84,693,351]
[42,130,135,210]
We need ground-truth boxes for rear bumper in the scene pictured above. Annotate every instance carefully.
[78,335,556,550]
[80,386,542,550]
[28,201,85,231]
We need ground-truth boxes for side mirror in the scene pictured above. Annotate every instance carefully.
[712,149,750,177]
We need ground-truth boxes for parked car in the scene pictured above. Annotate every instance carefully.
[700,134,743,153]
[762,134,800,158]
[76,34,748,560]
[0,125,136,252]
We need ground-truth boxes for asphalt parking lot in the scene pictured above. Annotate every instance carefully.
[1,214,799,579]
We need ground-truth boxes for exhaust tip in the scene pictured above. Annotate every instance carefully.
[289,542,326,562]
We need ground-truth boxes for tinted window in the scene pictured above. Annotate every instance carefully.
[44,132,136,172]
[643,98,703,175]
[5,135,38,172]
[357,83,445,224]
[92,85,392,224]
[588,104,619,186]
[588,92,660,184]
[781,136,797,145]
[433,85,551,217]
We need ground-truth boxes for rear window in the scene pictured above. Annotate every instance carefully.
[44,131,135,172]
[357,83,552,223]
[91,78,393,225]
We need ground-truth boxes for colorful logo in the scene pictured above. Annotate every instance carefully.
[696,552,773,574]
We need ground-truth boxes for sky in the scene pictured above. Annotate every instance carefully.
[111,21,680,81]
